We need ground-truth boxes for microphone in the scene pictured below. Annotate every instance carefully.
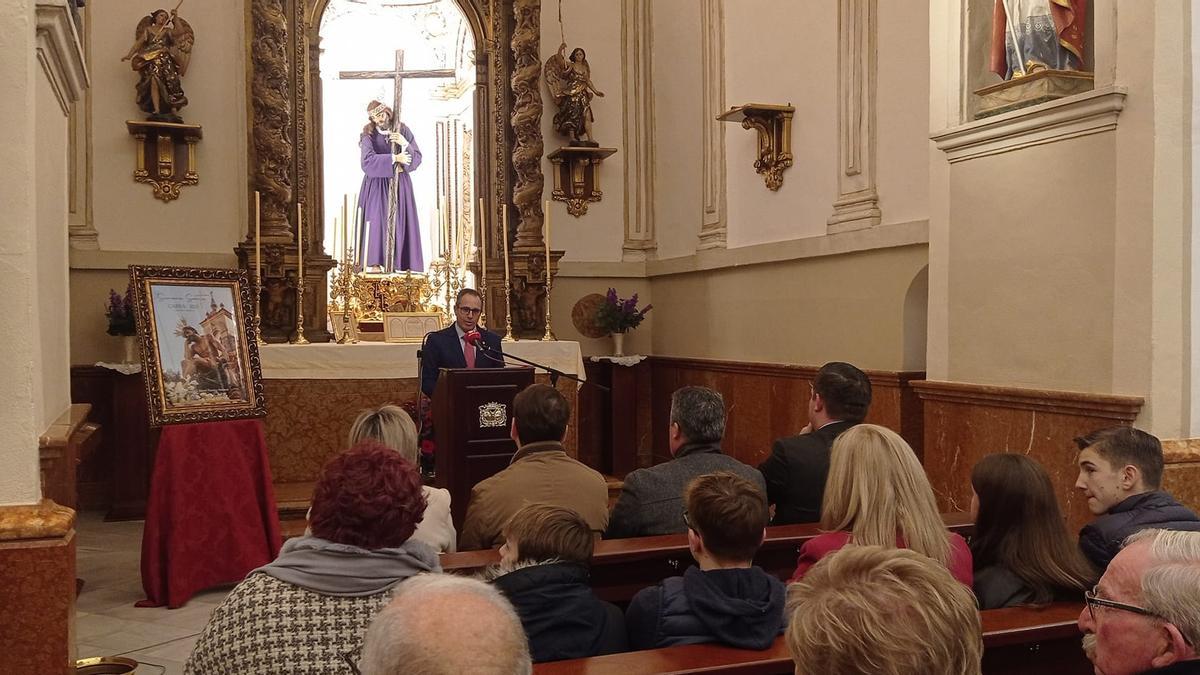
[465,329,502,364]
[464,330,482,346]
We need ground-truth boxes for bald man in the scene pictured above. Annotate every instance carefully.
[360,574,532,675]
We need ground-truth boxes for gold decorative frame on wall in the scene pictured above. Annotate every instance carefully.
[243,0,554,341]
[129,265,267,427]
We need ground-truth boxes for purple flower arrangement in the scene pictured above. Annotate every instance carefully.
[105,283,137,336]
[596,287,652,334]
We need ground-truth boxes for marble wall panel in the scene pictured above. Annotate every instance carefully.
[0,501,76,675]
[263,375,578,485]
[648,357,923,468]
[914,380,1143,535]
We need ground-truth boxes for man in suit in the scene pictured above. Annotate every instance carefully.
[758,362,871,525]
[420,288,504,397]
[605,386,766,539]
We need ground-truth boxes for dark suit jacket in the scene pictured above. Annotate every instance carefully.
[604,441,767,539]
[420,324,504,396]
[758,420,856,525]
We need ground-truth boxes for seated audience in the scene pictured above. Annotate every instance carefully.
[786,545,983,675]
[1079,529,1200,675]
[759,362,872,524]
[790,424,973,585]
[186,441,439,675]
[606,386,766,538]
[1075,427,1200,571]
[350,404,456,552]
[488,504,627,662]
[459,384,609,550]
[625,471,785,650]
[361,574,533,675]
[970,453,1096,608]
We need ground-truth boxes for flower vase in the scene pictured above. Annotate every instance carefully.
[122,335,139,364]
[611,332,625,357]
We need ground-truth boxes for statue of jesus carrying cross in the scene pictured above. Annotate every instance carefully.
[341,48,454,273]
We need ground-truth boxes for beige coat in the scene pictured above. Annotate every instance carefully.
[412,485,456,553]
[459,441,609,551]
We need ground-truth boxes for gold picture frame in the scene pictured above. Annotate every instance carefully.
[383,312,444,343]
[130,265,266,427]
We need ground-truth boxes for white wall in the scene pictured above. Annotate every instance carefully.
[86,0,247,253]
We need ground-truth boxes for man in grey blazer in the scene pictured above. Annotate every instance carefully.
[604,386,766,539]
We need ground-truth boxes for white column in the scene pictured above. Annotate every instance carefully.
[696,0,727,250]
[621,0,657,261]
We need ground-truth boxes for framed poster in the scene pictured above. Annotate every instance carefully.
[130,265,266,426]
[383,312,443,343]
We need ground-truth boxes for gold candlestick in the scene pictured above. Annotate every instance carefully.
[502,208,516,342]
[253,190,265,345]
[541,200,556,341]
[291,202,310,344]
[478,197,488,327]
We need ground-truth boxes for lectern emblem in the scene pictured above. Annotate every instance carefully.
[479,402,507,428]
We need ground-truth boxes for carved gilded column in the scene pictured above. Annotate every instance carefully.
[622,0,656,260]
[250,0,294,239]
[828,0,881,233]
[509,0,544,249]
[696,0,727,250]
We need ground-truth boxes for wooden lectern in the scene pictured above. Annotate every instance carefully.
[432,367,535,530]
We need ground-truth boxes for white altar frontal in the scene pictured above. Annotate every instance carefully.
[256,340,586,491]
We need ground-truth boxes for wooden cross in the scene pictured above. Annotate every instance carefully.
[338,49,455,123]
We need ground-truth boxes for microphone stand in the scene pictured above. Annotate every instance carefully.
[476,342,610,393]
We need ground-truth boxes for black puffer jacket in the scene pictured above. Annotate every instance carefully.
[492,562,627,663]
[1079,491,1200,571]
[625,565,785,651]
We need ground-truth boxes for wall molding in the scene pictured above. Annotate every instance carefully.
[911,379,1143,421]
[70,249,240,271]
[68,5,97,251]
[557,260,647,279]
[828,0,881,233]
[931,87,1127,163]
[621,0,657,261]
[696,0,727,250]
[647,219,927,278]
[34,0,88,116]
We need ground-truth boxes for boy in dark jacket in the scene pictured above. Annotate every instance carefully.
[1075,427,1200,571]
[489,504,627,663]
[625,471,785,650]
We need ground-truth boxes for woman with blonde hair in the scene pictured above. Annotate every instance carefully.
[789,424,972,585]
[349,404,456,552]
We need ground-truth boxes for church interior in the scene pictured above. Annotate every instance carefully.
[4,0,1200,672]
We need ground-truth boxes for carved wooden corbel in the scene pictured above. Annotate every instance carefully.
[126,121,202,202]
[547,146,617,216]
[718,103,794,191]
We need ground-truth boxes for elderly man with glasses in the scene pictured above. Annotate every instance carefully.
[1079,529,1200,674]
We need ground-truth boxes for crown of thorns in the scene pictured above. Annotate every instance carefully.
[369,103,390,117]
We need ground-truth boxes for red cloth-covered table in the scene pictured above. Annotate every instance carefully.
[138,419,282,609]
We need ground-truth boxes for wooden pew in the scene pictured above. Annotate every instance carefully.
[531,602,1089,675]
[441,513,975,604]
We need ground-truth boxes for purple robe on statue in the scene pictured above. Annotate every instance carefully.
[357,123,424,271]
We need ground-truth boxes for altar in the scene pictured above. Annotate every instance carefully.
[258,340,586,491]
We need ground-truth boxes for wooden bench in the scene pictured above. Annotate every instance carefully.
[441,513,975,604]
[530,602,1089,675]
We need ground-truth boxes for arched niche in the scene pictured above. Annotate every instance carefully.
[242,0,549,343]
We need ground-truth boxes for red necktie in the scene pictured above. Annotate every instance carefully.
[464,337,476,368]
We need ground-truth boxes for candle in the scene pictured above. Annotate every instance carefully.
[254,191,261,285]
[364,220,371,266]
[544,199,551,287]
[342,195,350,268]
[354,206,363,266]
[479,198,488,284]
[297,202,304,281]
[502,208,511,283]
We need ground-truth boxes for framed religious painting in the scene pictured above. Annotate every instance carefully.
[129,265,266,426]
[382,312,443,343]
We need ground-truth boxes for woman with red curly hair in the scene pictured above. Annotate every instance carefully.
[186,440,439,675]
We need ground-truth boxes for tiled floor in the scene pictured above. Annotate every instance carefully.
[75,510,230,675]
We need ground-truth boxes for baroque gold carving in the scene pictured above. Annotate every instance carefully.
[509,0,544,248]
[0,500,75,542]
[718,103,794,191]
[250,0,294,237]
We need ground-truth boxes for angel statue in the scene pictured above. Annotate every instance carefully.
[121,5,194,122]
[544,43,605,146]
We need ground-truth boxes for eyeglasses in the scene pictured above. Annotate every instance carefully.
[1084,586,1156,622]
[456,306,482,315]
